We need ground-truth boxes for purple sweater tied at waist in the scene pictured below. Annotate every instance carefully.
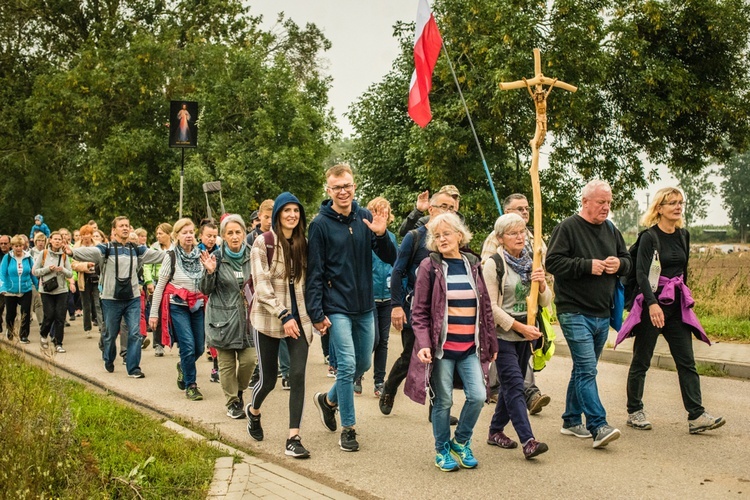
[615,275,710,348]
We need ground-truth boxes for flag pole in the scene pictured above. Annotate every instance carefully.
[440,39,503,216]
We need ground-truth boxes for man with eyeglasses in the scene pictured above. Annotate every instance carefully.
[546,179,631,449]
[398,185,463,237]
[481,193,553,415]
[306,163,397,452]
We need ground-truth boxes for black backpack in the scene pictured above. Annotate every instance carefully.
[622,226,687,310]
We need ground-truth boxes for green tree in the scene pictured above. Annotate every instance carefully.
[721,152,750,243]
[349,0,750,242]
[611,198,641,235]
[674,169,717,227]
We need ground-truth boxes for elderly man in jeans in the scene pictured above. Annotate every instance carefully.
[546,180,632,449]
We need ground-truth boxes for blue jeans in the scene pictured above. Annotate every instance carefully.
[101,298,142,374]
[326,312,375,428]
[170,304,205,387]
[558,313,610,433]
[431,353,485,452]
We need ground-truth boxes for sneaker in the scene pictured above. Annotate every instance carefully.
[285,435,310,458]
[627,410,653,430]
[327,366,337,378]
[313,392,338,432]
[128,369,145,379]
[206,352,213,362]
[226,400,244,419]
[40,335,49,349]
[246,411,264,441]
[324,355,329,365]
[19,338,30,345]
[592,425,621,448]
[450,438,478,468]
[435,444,459,472]
[141,337,150,349]
[354,376,363,395]
[487,431,518,449]
[281,377,290,390]
[56,345,66,353]
[85,330,92,339]
[186,384,203,401]
[523,439,549,460]
[249,372,259,388]
[560,424,592,439]
[688,412,725,434]
[339,427,359,452]
[65,321,70,327]
[379,391,394,415]
[176,361,185,390]
[210,369,220,383]
[528,393,551,415]
[374,383,384,398]
[105,362,115,373]
[154,345,164,357]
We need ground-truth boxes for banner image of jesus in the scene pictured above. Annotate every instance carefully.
[169,100,198,148]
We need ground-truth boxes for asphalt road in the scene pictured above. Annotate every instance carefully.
[12,320,750,499]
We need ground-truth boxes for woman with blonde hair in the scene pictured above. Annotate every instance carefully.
[0,235,38,343]
[405,212,498,472]
[617,187,724,434]
[150,218,207,401]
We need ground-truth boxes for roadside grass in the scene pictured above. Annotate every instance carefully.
[0,348,225,499]
[695,362,729,378]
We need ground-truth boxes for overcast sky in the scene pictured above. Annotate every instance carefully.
[249,1,728,225]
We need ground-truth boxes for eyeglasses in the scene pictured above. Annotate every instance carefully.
[504,230,525,238]
[326,183,355,194]
[661,200,686,207]
[434,230,456,240]
[508,206,531,213]
[431,204,456,213]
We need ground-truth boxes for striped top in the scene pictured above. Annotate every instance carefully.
[443,257,477,360]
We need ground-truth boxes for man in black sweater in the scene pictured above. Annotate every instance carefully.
[546,180,631,449]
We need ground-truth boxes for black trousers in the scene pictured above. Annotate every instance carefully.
[81,282,103,333]
[41,293,68,345]
[626,298,704,420]
[5,292,32,339]
[250,328,309,429]
[383,323,416,396]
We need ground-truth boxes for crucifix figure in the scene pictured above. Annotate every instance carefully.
[500,48,577,326]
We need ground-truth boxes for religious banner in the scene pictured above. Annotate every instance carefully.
[169,101,198,148]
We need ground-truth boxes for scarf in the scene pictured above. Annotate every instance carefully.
[174,244,203,281]
[503,247,532,285]
[223,243,246,273]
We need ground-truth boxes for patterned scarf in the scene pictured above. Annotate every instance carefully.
[503,247,532,285]
[175,244,203,281]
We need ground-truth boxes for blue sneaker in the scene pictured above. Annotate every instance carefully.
[450,438,478,469]
[435,444,459,472]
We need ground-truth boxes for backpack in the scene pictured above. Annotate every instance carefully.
[242,231,276,308]
[622,226,687,310]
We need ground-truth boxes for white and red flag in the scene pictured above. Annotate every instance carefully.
[408,0,443,127]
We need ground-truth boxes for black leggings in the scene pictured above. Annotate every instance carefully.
[41,293,68,345]
[5,292,32,339]
[251,328,309,429]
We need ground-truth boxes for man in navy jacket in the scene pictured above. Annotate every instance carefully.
[306,164,396,452]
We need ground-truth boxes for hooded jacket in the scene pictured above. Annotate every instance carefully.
[32,248,73,295]
[29,215,51,240]
[0,251,38,295]
[305,199,397,322]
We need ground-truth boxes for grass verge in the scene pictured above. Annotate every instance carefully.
[0,347,225,499]
[695,362,729,378]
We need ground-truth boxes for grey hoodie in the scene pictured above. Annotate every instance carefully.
[32,248,73,295]
[72,242,164,300]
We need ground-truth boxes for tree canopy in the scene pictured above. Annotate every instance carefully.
[0,0,336,235]
[349,0,750,238]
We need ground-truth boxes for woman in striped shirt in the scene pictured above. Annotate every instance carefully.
[405,212,498,472]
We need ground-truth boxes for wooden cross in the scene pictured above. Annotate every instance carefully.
[500,48,577,326]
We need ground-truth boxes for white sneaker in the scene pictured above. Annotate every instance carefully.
[627,410,653,430]
[560,424,592,439]
[40,336,49,348]
[56,345,66,353]
[688,412,725,434]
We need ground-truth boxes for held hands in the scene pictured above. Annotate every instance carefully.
[314,316,332,335]
[391,306,406,331]
[417,347,432,364]
[283,319,301,339]
[530,268,546,293]
[200,251,217,274]
[416,190,430,212]
[363,207,388,236]
[649,303,665,329]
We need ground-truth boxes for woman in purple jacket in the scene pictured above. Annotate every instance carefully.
[404,212,498,472]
